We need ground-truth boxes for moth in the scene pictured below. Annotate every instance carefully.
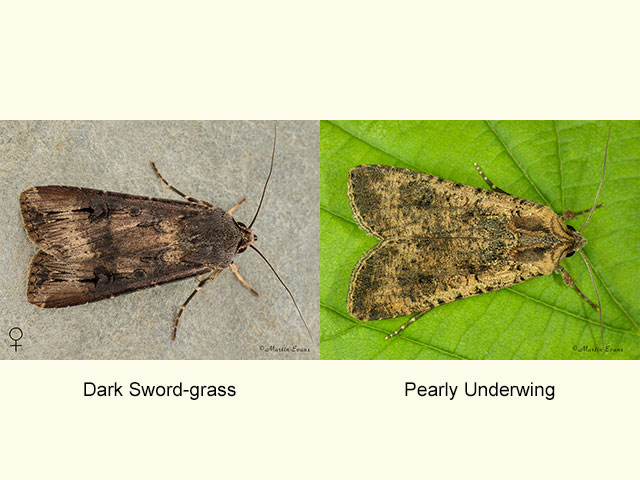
[19,125,311,341]
[347,129,609,346]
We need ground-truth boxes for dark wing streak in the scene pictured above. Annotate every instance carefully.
[27,249,216,308]
[20,186,214,259]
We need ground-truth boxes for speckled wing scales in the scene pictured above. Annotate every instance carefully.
[20,186,219,307]
[348,164,540,239]
[348,238,540,320]
[347,164,559,321]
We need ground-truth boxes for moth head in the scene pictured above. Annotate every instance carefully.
[235,221,256,254]
[565,223,587,257]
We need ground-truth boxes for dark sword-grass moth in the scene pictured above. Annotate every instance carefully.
[320,120,639,360]
[19,122,313,343]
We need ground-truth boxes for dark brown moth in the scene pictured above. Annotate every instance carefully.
[347,129,609,346]
[19,126,312,341]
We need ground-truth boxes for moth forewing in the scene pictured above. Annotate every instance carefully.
[19,186,243,309]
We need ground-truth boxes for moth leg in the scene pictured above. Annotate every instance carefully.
[562,204,604,220]
[229,263,259,296]
[172,272,217,340]
[554,265,599,310]
[385,311,429,340]
[150,161,214,208]
[227,197,247,215]
[473,162,508,194]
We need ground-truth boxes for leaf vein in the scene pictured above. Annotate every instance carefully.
[484,120,551,206]
[320,303,467,359]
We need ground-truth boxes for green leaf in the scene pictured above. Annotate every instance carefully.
[320,120,640,359]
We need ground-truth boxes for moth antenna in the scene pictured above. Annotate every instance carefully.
[248,123,277,229]
[578,250,604,352]
[579,126,610,233]
[250,245,313,341]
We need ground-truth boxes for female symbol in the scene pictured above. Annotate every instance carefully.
[9,327,23,352]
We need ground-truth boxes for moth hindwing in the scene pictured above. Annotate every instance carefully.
[347,159,603,340]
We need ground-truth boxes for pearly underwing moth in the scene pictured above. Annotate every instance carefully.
[19,125,311,341]
[347,129,609,346]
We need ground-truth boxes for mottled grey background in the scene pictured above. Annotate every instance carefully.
[0,121,319,359]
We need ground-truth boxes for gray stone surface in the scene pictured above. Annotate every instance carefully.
[0,121,319,359]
